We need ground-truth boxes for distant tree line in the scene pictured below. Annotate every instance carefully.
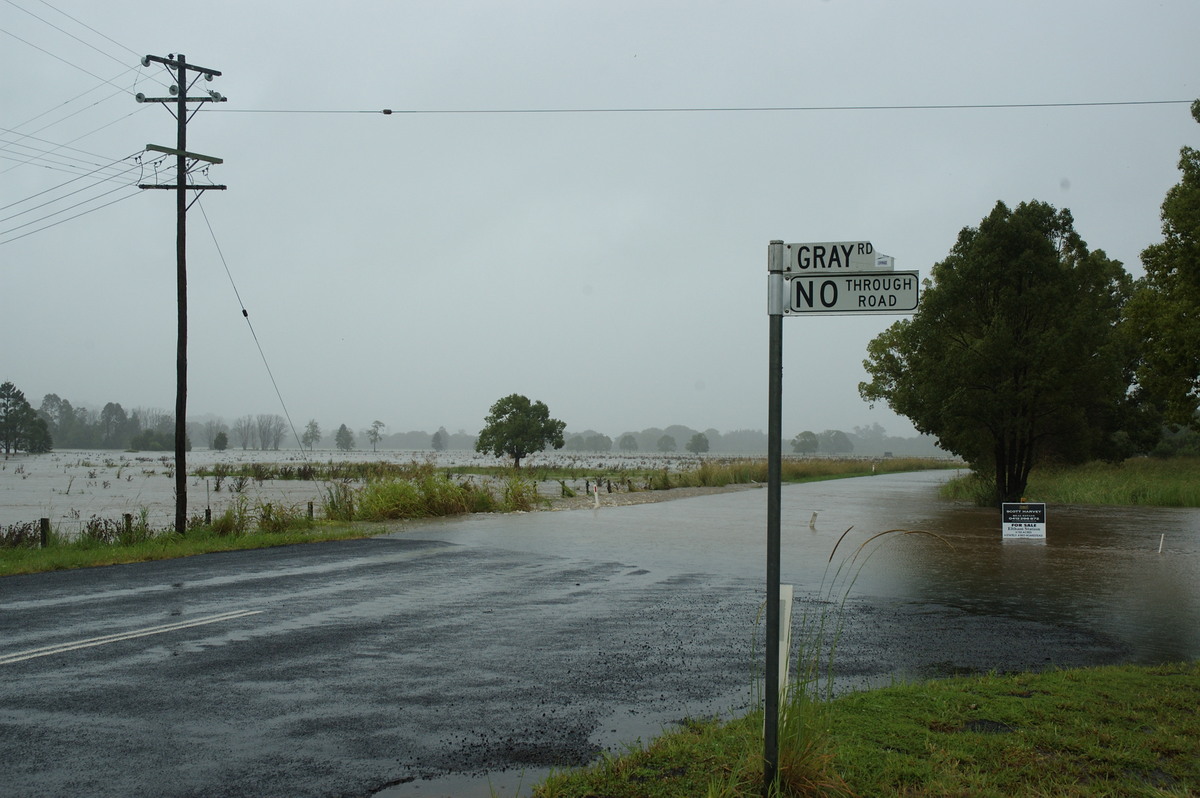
[0,383,946,458]
[4,389,187,452]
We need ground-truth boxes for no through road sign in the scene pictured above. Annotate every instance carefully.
[785,270,919,314]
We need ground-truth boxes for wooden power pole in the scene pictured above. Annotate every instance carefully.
[137,53,226,535]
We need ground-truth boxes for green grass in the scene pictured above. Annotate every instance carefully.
[532,662,1200,798]
[0,520,375,576]
[942,457,1200,507]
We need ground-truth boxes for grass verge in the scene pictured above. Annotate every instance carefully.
[532,662,1200,798]
[941,457,1200,507]
[0,521,375,576]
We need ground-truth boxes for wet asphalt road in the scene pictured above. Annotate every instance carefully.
[0,474,1134,798]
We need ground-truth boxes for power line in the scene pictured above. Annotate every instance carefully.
[197,199,306,453]
[0,151,142,219]
[1,112,148,177]
[0,186,141,246]
[0,24,132,89]
[214,98,1195,115]
[34,0,143,59]
[4,0,137,70]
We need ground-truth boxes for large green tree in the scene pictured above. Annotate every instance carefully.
[859,200,1135,505]
[474,393,565,468]
[1128,100,1200,426]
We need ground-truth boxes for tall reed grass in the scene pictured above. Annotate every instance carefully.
[941,457,1200,507]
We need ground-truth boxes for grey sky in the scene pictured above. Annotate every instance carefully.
[3,0,1197,440]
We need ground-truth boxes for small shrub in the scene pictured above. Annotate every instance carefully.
[117,509,156,545]
[322,482,356,521]
[1,521,42,549]
[79,516,122,545]
[257,501,310,534]
[211,498,250,536]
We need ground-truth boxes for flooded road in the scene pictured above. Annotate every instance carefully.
[421,469,1200,668]
[2,470,1197,798]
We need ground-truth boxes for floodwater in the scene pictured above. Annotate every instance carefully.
[0,448,703,533]
[374,470,1200,797]
[3,455,1198,798]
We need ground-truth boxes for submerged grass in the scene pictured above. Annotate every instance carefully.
[532,662,1200,798]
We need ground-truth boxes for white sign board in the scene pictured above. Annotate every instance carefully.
[785,270,920,315]
[784,241,877,272]
[1002,502,1047,539]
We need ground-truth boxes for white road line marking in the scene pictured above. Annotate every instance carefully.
[0,609,264,665]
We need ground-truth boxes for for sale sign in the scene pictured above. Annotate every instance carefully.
[1002,502,1047,539]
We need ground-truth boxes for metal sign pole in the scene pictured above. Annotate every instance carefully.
[764,240,785,795]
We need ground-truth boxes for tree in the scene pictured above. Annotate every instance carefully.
[232,415,256,449]
[213,431,229,451]
[474,393,565,468]
[618,433,638,452]
[100,402,130,449]
[24,415,52,453]
[202,419,228,449]
[39,394,78,446]
[791,430,819,454]
[255,414,286,450]
[335,423,355,452]
[860,200,1135,505]
[656,434,676,452]
[431,427,448,451]
[367,420,385,452]
[685,432,710,454]
[301,419,321,451]
[585,433,612,452]
[1,382,49,454]
[1128,100,1200,426]
[819,429,853,455]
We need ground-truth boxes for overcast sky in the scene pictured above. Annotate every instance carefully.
[3,0,1197,441]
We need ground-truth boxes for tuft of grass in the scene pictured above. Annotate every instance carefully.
[500,471,546,512]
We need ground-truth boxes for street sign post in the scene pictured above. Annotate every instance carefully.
[786,270,920,314]
[763,239,918,797]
